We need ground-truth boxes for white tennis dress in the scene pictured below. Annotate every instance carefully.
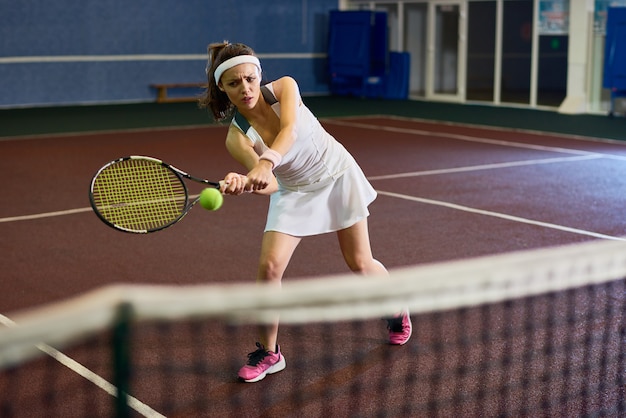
[231,83,377,236]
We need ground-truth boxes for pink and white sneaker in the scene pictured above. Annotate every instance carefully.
[238,342,286,382]
[387,310,412,345]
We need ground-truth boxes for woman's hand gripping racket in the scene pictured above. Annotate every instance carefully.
[89,156,225,234]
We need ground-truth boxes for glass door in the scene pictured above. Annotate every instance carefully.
[427,1,466,101]
[404,3,428,97]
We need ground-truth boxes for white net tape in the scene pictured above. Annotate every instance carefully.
[2,238,626,369]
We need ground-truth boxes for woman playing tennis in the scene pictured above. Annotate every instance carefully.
[200,41,411,383]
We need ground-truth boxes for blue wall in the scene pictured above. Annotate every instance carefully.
[0,0,338,108]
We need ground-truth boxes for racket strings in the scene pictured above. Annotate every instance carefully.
[91,159,187,232]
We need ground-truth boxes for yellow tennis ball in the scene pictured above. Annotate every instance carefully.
[198,187,223,211]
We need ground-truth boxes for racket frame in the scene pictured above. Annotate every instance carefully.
[89,155,221,234]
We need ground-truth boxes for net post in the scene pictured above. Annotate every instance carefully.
[112,302,134,418]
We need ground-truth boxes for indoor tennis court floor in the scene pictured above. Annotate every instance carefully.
[1,114,626,415]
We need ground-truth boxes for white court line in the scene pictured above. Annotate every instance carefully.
[378,114,626,145]
[327,119,626,159]
[0,152,608,227]
[331,118,625,241]
[0,314,165,418]
[368,154,603,180]
[0,207,92,223]
[0,193,200,224]
[377,190,626,242]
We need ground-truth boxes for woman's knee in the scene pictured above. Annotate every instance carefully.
[345,256,387,275]
[257,252,289,283]
[257,232,300,283]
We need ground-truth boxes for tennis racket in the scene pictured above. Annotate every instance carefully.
[89,155,224,234]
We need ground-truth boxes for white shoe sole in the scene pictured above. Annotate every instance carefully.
[242,355,286,383]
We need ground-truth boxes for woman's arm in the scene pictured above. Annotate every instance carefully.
[245,76,301,191]
[223,125,278,195]
[266,76,300,157]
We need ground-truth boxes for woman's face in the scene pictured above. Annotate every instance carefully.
[219,63,261,111]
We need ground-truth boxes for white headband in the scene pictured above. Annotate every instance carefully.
[213,55,261,83]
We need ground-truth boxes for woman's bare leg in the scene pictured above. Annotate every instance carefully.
[336,219,387,276]
[256,231,301,351]
[337,218,412,345]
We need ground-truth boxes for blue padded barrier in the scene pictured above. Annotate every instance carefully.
[603,7,626,117]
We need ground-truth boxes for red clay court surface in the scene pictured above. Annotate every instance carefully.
[1,116,626,416]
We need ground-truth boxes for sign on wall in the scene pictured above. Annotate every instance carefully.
[539,0,569,34]
[595,0,626,34]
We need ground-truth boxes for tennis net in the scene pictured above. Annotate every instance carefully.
[1,239,625,417]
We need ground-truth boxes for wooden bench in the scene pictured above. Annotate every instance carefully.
[150,82,205,103]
